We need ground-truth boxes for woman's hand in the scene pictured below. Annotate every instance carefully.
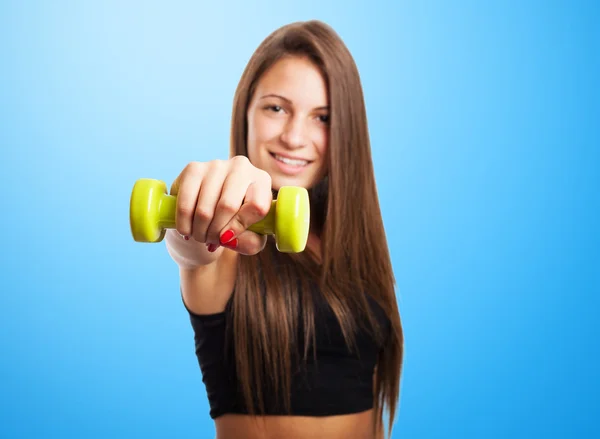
[169,155,273,255]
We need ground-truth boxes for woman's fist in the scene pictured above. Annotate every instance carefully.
[169,156,273,255]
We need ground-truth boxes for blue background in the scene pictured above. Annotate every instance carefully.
[1,1,598,438]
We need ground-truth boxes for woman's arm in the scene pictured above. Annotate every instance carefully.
[165,157,272,315]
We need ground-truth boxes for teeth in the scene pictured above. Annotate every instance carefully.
[275,154,308,167]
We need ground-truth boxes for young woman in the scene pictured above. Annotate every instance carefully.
[165,20,404,439]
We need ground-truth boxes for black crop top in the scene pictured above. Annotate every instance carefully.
[183,286,390,419]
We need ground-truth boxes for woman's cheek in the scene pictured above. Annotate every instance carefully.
[258,115,284,143]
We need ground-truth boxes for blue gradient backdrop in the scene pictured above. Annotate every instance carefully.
[1,1,598,438]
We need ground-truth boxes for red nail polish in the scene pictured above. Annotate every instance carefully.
[207,243,218,252]
[220,230,235,245]
[222,238,238,249]
[183,235,189,241]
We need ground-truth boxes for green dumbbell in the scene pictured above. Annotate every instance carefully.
[129,178,310,253]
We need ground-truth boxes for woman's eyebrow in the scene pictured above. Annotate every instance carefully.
[260,94,329,110]
[260,93,291,103]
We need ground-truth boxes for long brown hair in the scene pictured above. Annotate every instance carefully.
[228,20,403,437]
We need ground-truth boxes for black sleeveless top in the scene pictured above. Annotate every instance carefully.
[183,284,390,419]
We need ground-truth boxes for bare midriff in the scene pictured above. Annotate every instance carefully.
[214,409,377,439]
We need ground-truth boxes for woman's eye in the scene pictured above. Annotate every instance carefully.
[318,114,330,123]
[268,105,282,112]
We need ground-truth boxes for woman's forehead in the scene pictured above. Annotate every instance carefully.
[255,57,329,108]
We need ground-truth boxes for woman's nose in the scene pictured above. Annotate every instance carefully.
[280,117,308,149]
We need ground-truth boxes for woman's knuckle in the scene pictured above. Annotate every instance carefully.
[195,206,212,221]
[177,203,193,219]
[186,161,202,174]
[259,169,271,182]
[253,200,270,217]
[231,155,250,169]
[218,199,238,215]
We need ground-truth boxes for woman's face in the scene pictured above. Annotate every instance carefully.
[246,55,329,190]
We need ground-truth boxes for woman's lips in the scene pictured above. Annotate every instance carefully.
[270,152,312,175]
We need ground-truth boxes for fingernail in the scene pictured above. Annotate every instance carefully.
[221,238,238,250]
[183,235,189,241]
[220,230,235,245]
[207,243,218,252]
